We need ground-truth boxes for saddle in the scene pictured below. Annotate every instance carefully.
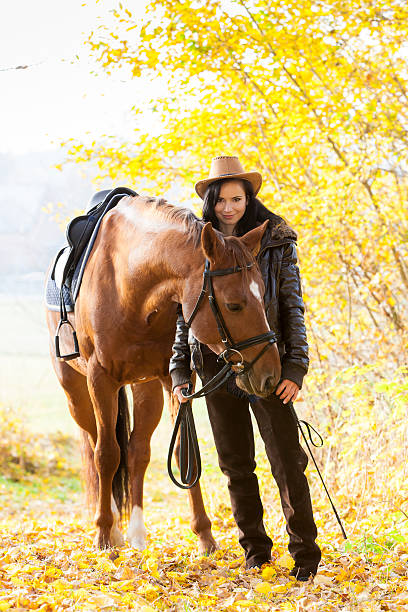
[50,186,137,361]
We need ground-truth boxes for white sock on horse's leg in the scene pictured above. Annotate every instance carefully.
[110,497,125,547]
[127,506,147,550]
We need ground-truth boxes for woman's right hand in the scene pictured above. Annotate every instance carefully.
[173,383,190,403]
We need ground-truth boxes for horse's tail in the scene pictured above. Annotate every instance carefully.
[80,387,131,522]
[112,386,131,521]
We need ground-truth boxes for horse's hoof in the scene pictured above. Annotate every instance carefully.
[111,525,125,548]
[94,530,112,550]
[198,531,218,555]
[127,506,147,550]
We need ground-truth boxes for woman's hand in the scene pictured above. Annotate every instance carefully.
[275,379,299,404]
[173,383,190,403]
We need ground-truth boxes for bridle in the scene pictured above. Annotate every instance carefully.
[185,259,277,384]
[168,258,277,489]
[167,259,348,541]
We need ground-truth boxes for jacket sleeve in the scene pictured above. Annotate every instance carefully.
[169,305,193,390]
[279,243,309,388]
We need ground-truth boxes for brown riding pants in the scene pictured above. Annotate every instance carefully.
[201,352,321,570]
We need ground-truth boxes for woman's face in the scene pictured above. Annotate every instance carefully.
[214,180,247,235]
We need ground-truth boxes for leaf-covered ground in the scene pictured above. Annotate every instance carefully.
[1,421,408,612]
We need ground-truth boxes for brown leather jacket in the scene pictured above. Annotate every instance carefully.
[169,215,309,390]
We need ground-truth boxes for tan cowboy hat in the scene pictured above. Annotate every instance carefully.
[195,156,262,199]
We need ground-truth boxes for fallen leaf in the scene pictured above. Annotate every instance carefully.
[255,581,274,594]
[261,565,277,581]
[277,554,294,570]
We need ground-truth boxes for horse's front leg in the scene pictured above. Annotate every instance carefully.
[87,355,121,549]
[161,377,217,555]
[127,379,163,549]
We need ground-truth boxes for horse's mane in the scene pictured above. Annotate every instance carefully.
[223,237,256,274]
[142,196,255,269]
[141,196,202,246]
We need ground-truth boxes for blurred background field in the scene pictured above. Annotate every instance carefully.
[0,296,74,434]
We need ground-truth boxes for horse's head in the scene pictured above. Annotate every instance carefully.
[182,221,281,398]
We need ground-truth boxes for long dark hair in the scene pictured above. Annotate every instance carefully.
[201,178,277,236]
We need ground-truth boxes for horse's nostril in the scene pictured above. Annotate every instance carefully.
[263,376,277,396]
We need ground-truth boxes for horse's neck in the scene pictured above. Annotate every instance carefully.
[112,199,204,308]
[120,225,203,316]
[148,230,203,297]
[164,231,202,272]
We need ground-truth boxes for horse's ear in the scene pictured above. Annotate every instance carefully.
[201,222,224,264]
[240,220,269,256]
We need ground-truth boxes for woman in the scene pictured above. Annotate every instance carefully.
[169,156,321,580]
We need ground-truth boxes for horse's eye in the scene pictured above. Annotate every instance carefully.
[226,303,243,312]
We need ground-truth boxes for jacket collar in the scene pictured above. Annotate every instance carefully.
[260,215,297,248]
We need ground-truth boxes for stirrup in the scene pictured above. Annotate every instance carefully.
[55,319,80,361]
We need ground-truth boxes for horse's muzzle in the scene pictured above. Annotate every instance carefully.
[236,370,279,399]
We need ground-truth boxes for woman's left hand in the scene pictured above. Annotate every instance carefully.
[275,379,299,404]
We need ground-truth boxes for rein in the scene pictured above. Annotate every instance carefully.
[167,260,348,540]
[168,258,277,489]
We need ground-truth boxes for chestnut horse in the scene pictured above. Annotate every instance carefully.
[46,195,281,550]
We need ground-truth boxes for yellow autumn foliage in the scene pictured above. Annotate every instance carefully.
[30,4,408,608]
[71,0,408,364]
[63,0,408,503]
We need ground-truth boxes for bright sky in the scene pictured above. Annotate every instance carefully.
[0,0,163,154]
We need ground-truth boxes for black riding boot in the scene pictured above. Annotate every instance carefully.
[250,395,321,571]
[205,383,273,568]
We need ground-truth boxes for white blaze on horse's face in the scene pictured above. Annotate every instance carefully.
[249,280,263,304]
[127,505,147,550]
[249,279,269,326]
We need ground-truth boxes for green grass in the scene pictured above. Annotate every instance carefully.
[0,474,82,503]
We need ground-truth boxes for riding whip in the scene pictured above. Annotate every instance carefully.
[291,405,347,540]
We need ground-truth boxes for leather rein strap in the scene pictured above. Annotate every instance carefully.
[167,261,348,540]
[168,258,277,489]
